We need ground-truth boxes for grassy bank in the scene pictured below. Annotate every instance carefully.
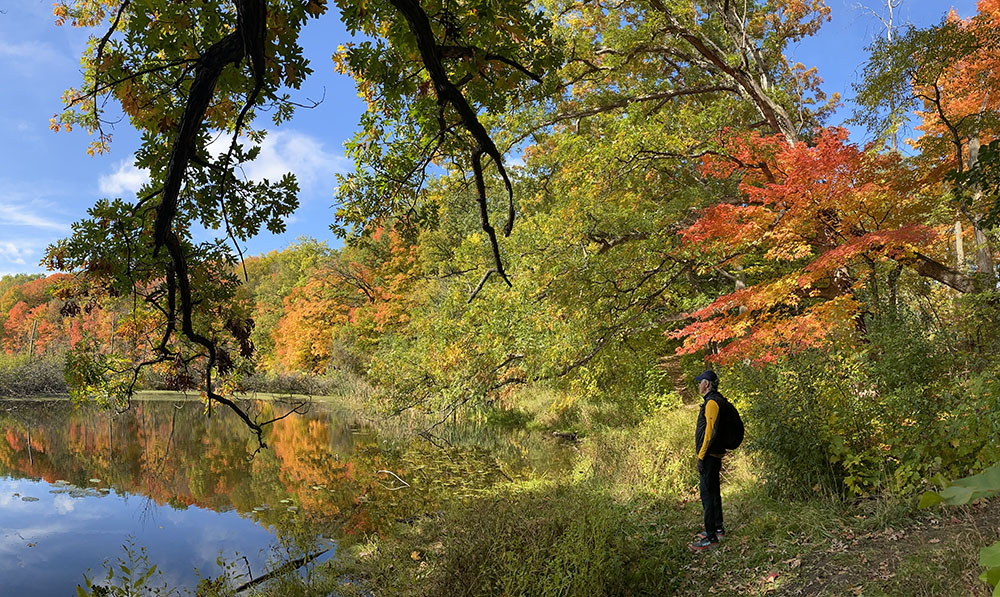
[60,392,997,596]
[314,404,997,597]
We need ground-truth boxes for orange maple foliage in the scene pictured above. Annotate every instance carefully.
[913,1,1000,163]
[0,273,130,356]
[673,128,939,364]
[273,228,421,372]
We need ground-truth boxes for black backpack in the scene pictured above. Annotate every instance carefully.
[717,397,744,450]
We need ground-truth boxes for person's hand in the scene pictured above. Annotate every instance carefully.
[697,458,705,474]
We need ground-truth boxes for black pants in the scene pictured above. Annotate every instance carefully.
[699,455,723,540]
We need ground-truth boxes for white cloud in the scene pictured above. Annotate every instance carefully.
[0,40,66,76]
[0,203,66,231]
[0,242,31,266]
[0,40,56,60]
[53,494,76,515]
[211,130,349,193]
[0,185,70,274]
[99,160,150,196]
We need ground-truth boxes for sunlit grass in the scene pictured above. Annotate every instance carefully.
[310,402,994,596]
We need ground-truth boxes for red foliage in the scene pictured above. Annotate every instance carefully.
[673,128,941,364]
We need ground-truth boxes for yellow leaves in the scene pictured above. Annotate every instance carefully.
[549,392,577,415]
[331,44,356,77]
[87,137,110,157]
[52,3,70,26]
[763,240,812,261]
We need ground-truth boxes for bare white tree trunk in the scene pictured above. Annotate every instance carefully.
[967,138,996,279]
[27,320,37,359]
[954,220,966,270]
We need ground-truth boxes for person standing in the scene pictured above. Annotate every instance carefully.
[689,369,726,551]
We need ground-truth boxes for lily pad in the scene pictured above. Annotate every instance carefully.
[253,506,269,512]
[88,478,102,484]
[53,480,70,486]
[21,496,39,502]
[286,506,298,512]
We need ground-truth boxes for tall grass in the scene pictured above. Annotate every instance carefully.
[331,481,656,597]
[240,370,358,398]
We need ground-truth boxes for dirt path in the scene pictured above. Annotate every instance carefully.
[779,500,1000,596]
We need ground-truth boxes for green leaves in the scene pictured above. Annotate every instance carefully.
[919,460,1000,508]
[980,541,1000,593]
[853,19,977,144]
[333,0,564,243]
[919,460,1000,592]
[947,139,1000,230]
[917,491,943,509]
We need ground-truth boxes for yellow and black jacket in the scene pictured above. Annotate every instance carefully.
[695,390,726,460]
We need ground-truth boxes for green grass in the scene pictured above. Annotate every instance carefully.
[296,404,997,597]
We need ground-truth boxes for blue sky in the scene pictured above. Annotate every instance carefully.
[0,0,979,276]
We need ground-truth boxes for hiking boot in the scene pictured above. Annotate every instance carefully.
[687,537,719,552]
[694,529,725,540]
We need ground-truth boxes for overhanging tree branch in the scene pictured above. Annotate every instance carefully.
[389,0,519,293]
[142,0,301,444]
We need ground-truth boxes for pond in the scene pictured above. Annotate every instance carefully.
[0,396,573,594]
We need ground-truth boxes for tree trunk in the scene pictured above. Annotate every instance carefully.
[27,320,37,359]
[888,263,903,313]
[898,252,975,293]
[649,0,799,142]
[109,313,117,355]
[735,267,747,314]
[954,220,966,270]
[967,138,996,280]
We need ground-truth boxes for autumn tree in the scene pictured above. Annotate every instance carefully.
[241,238,333,370]
[46,0,565,436]
[670,128,965,363]
[855,0,1000,281]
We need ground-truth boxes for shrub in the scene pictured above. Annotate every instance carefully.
[724,307,1000,498]
[236,371,355,398]
[0,352,68,397]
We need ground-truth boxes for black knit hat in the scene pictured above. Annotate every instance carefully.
[693,370,718,384]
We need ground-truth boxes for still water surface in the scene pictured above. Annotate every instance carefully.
[0,396,570,594]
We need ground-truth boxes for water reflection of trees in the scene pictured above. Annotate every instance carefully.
[0,399,572,543]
